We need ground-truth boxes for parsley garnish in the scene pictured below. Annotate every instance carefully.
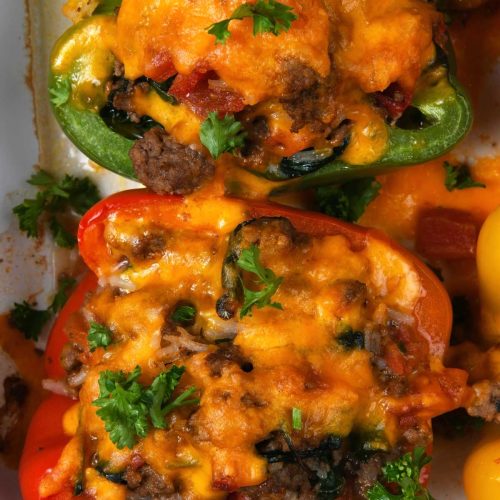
[94,367,149,450]
[9,277,76,341]
[50,277,77,313]
[171,304,197,326]
[93,365,199,449]
[337,328,365,350]
[49,75,72,107]
[88,322,114,352]
[12,170,100,247]
[367,447,434,500]
[199,112,247,159]
[292,407,302,430]
[316,177,381,223]
[443,162,486,191]
[207,0,298,44]
[237,244,283,318]
[49,217,77,248]
[9,304,51,342]
[144,366,199,429]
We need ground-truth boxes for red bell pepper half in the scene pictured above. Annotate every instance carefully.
[19,190,469,499]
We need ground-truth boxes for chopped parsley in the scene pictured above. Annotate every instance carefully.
[207,0,298,44]
[93,365,199,449]
[366,447,434,500]
[50,277,77,313]
[49,75,72,107]
[144,366,199,429]
[292,407,302,430]
[170,304,197,326]
[337,328,365,350]
[199,112,247,159]
[9,304,51,342]
[237,244,283,318]
[443,162,486,191]
[49,217,77,249]
[316,177,381,223]
[88,322,114,352]
[12,170,100,247]
[9,276,76,341]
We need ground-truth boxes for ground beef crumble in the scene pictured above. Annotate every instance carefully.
[130,128,215,195]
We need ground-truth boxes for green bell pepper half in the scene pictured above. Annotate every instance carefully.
[49,13,472,193]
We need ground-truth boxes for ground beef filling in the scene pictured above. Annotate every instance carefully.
[130,128,215,195]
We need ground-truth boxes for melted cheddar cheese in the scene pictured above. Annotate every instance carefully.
[116,0,331,105]
[60,0,442,166]
[41,198,463,498]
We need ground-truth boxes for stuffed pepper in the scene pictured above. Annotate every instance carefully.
[20,191,473,499]
[49,0,472,195]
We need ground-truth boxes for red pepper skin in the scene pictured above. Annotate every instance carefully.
[416,207,478,260]
[23,190,459,498]
[19,395,75,500]
[20,274,97,500]
[44,273,98,380]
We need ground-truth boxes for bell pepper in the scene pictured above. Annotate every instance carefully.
[19,274,97,500]
[49,10,472,193]
[19,190,470,498]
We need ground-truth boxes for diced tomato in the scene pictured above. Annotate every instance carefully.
[144,50,176,82]
[416,208,478,260]
[170,70,245,116]
[374,82,413,120]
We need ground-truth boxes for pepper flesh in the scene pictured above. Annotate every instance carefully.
[49,13,473,193]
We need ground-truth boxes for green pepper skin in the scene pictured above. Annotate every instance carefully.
[49,16,472,192]
[50,87,136,180]
[215,217,295,320]
[268,60,473,194]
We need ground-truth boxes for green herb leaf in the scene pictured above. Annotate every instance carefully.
[337,328,365,351]
[88,322,114,352]
[49,75,72,108]
[94,365,199,449]
[171,304,197,326]
[366,447,434,500]
[13,193,46,238]
[316,177,381,222]
[199,112,247,159]
[207,0,298,44]
[28,170,58,187]
[207,19,232,45]
[292,407,302,430]
[12,170,100,247]
[443,162,486,191]
[49,217,77,249]
[57,175,101,215]
[9,277,75,341]
[9,302,52,341]
[93,366,149,450]
[145,366,199,429]
[50,277,76,314]
[237,244,283,318]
